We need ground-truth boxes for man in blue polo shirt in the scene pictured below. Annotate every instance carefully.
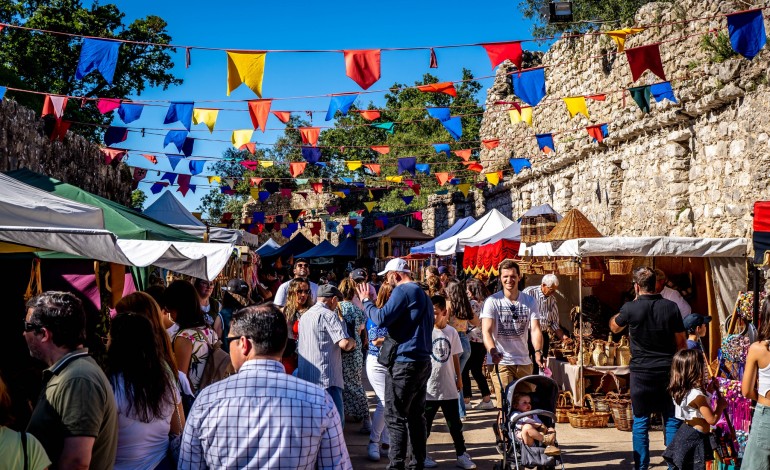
[356,258,433,470]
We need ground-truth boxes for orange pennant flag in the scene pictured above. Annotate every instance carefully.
[311,182,324,194]
[299,127,320,147]
[454,149,472,161]
[371,145,390,155]
[416,82,457,97]
[359,110,381,121]
[435,172,451,186]
[482,139,500,149]
[463,161,483,173]
[289,162,307,177]
[364,163,381,175]
[272,111,291,123]
[249,177,263,186]
[248,99,272,132]
[240,142,256,155]
[141,154,158,164]
[586,94,607,101]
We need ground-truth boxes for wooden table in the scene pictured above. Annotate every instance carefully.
[547,357,630,397]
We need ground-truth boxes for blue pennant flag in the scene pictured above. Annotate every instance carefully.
[104,126,127,146]
[343,224,355,236]
[150,183,165,195]
[727,9,767,60]
[340,188,351,197]
[535,133,555,153]
[161,172,177,185]
[0,87,7,100]
[416,163,430,175]
[353,181,366,188]
[509,158,532,174]
[441,117,463,140]
[402,196,414,205]
[326,94,357,121]
[252,212,265,223]
[164,130,188,149]
[435,189,449,195]
[511,68,547,106]
[180,137,194,157]
[281,228,293,238]
[76,38,121,85]
[164,101,194,131]
[118,103,143,124]
[286,223,299,234]
[167,155,182,171]
[189,160,206,175]
[340,177,353,184]
[650,81,678,104]
[397,157,417,175]
[432,143,451,156]
[427,107,451,122]
[258,191,270,201]
[449,178,461,185]
[301,146,321,163]
[326,220,339,232]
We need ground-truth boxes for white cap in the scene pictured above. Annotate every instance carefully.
[378,258,411,276]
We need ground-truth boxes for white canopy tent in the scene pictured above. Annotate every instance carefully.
[468,221,522,246]
[257,238,281,252]
[435,209,515,255]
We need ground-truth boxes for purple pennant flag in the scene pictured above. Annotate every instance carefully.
[397,157,417,175]
[301,146,321,163]
[104,126,128,146]
[164,101,194,130]
[328,205,340,215]
[118,103,143,123]
[325,94,358,121]
[76,38,121,85]
[150,183,165,194]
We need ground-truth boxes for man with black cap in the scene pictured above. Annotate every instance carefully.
[684,313,711,351]
[350,268,375,310]
[297,284,355,421]
[274,257,318,308]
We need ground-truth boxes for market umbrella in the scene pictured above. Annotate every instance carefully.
[545,208,603,241]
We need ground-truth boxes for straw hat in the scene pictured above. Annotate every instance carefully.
[545,208,603,241]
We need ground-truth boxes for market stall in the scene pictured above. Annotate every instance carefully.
[462,221,521,275]
[434,209,514,256]
[362,224,432,259]
[410,216,476,255]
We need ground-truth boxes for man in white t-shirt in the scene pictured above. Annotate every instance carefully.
[481,258,544,409]
[273,257,318,307]
[654,269,691,318]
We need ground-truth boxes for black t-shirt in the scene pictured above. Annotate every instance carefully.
[614,294,685,369]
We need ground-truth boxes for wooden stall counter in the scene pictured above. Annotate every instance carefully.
[547,357,629,397]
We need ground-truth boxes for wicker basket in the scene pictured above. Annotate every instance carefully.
[589,373,621,414]
[540,259,559,273]
[532,263,545,275]
[607,258,634,275]
[568,395,610,429]
[557,259,580,276]
[610,398,634,431]
[556,391,577,423]
[582,269,604,287]
[518,260,532,275]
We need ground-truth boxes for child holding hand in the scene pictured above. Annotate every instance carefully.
[511,393,560,456]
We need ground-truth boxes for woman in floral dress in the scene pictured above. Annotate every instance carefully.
[338,278,369,424]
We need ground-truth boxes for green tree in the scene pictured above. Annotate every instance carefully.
[518,0,654,37]
[0,0,181,141]
[130,189,146,210]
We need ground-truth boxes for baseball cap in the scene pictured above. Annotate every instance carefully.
[317,284,343,299]
[683,313,712,330]
[351,268,367,282]
[438,266,448,275]
[378,258,411,276]
[223,278,250,307]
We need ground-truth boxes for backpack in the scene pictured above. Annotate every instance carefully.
[198,338,235,392]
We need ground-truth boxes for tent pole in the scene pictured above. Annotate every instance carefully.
[578,256,584,399]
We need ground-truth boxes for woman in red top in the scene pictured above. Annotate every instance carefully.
[281,278,312,374]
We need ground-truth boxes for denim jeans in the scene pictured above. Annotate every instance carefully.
[385,359,431,470]
[327,386,344,429]
[632,413,681,470]
[457,332,471,417]
[743,403,770,469]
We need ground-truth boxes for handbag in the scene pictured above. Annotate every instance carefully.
[377,335,399,368]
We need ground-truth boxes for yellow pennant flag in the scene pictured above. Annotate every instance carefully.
[508,107,532,126]
[332,191,347,199]
[368,190,374,199]
[605,28,645,53]
[363,201,377,212]
[563,96,588,119]
[250,188,260,200]
[385,176,402,183]
[231,129,253,149]
[485,172,500,186]
[226,51,266,97]
[346,160,363,171]
[457,183,471,197]
[259,160,274,168]
[193,108,219,133]
[207,176,221,184]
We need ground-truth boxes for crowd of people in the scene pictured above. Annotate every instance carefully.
[4,256,770,470]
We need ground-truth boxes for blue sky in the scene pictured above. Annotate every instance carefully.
[112,0,545,213]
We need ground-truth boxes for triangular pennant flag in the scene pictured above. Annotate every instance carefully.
[240,160,259,170]
[164,101,194,130]
[326,94,358,121]
[142,154,158,164]
[402,196,414,205]
[311,182,324,194]
[161,172,177,185]
[343,49,381,90]
[535,133,555,154]
[48,120,68,143]
[177,174,192,196]
[371,145,390,155]
[272,111,291,123]
[454,149,472,160]
[462,161,483,173]
[248,177,262,186]
[457,183,471,197]
[100,148,126,165]
[397,157,417,175]
[412,211,423,221]
[587,94,607,101]
[289,162,307,177]
[226,51,266,97]
[586,124,609,143]
[625,44,666,82]
[164,130,188,150]
[650,81,678,104]
[327,206,340,215]
[415,163,430,175]
[96,98,121,114]
[132,167,147,189]
[433,143,451,155]
[42,95,68,118]
[258,191,270,201]
[363,201,377,213]
[727,9,767,60]
[374,218,385,230]
[76,38,121,85]
[385,176,403,183]
[441,116,463,140]
[485,172,500,186]
[410,184,421,196]
[605,28,645,53]
[104,126,128,146]
[346,160,362,171]
[192,108,219,133]
[150,183,165,195]
[248,99,272,132]
[358,110,381,121]
[482,139,500,150]
[260,160,274,168]
[370,122,395,134]
[309,221,322,236]
[563,96,589,119]
[118,103,143,123]
[364,163,381,175]
[332,191,346,199]
[232,129,254,149]
[240,142,257,155]
[281,228,294,238]
[427,107,451,122]
[342,224,355,236]
[209,176,222,184]
[482,42,523,69]
[299,127,320,147]
[189,160,206,176]
[450,178,462,185]
[435,172,451,186]
[180,138,194,157]
[280,188,292,199]
[509,158,532,174]
[416,82,457,97]
[252,212,265,223]
[629,85,652,113]
[288,209,303,222]
[512,68,547,108]
[167,155,182,171]
[301,146,321,163]
[508,107,533,126]
[0,87,6,100]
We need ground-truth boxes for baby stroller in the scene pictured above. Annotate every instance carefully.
[493,371,565,470]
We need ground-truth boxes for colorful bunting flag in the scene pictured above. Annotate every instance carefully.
[509,107,532,126]
[412,211,423,221]
[280,188,292,198]
[191,108,219,133]
[342,224,355,236]
[346,160,362,171]
[141,154,158,164]
[563,96,589,119]
[535,133,555,154]
[343,49,381,90]
[374,218,385,230]
[482,42,523,69]
[441,116,463,140]
[240,161,259,170]
[370,122,395,134]
[248,99,272,132]
[605,28,645,53]
[364,163,381,175]
[509,158,532,174]
[42,95,67,118]
[209,176,222,184]
[435,172,451,186]
[416,82,457,97]
[332,191,346,199]
[161,172,177,185]
[511,68,547,106]
[131,167,147,189]
[463,162,483,173]
[309,222,322,236]
[164,101,194,130]
[727,9,766,59]
[164,130,188,151]
[485,172,500,186]
[289,162,307,177]
[49,119,70,142]
[240,142,257,155]
[299,127,320,147]
[358,110,381,121]
[189,160,206,176]
[96,98,121,114]
[402,196,414,205]
[371,145,390,155]
[398,157,417,176]
[326,94,357,121]
[232,129,253,149]
[258,191,270,201]
[457,183,471,197]
[629,85,652,113]
[272,111,291,123]
[288,210,303,222]
[625,44,666,82]
[248,177,262,186]
[481,139,500,150]
[227,51,266,97]
[104,126,128,146]
[260,160,274,168]
[650,81,678,104]
[587,94,607,101]
[433,143,451,156]
[416,163,430,174]
[100,148,126,165]
[586,124,609,143]
[0,87,7,100]
[118,103,143,124]
[299,146,321,164]
[364,201,377,213]
[150,183,165,194]
[427,107,451,122]
[385,176,403,183]
[429,48,438,68]
[76,38,120,85]
[167,155,182,171]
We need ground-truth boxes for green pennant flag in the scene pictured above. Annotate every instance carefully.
[370,122,395,134]
[629,85,651,113]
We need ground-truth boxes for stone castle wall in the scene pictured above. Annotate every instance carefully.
[425,0,770,247]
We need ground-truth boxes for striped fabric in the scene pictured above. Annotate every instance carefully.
[523,285,559,334]
[296,302,348,389]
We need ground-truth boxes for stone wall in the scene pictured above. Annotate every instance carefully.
[425,0,770,247]
[0,99,131,204]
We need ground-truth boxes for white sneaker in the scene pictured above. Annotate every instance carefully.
[424,455,439,468]
[367,442,380,461]
[456,452,477,469]
[474,399,496,410]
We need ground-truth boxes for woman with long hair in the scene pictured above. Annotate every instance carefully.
[193,279,219,328]
[162,280,217,394]
[363,282,393,462]
[741,298,770,468]
[338,278,370,427]
[0,374,50,470]
[282,278,312,374]
[108,313,183,470]
[464,278,494,409]
[445,280,477,418]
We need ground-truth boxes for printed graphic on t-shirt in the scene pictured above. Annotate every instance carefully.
[431,337,452,363]
[498,302,530,337]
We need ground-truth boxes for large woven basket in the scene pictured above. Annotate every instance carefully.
[518,260,533,275]
[556,391,577,423]
[521,213,560,244]
[532,262,545,275]
[607,258,633,275]
[557,259,580,276]
[582,269,604,287]
[540,259,559,273]
[610,398,633,431]
[545,209,603,242]
[568,395,610,429]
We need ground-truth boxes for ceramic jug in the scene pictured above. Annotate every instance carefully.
[617,336,631,366]
[592,341,608,366]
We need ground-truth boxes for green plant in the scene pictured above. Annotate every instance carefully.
[687,61,700,70]
[701,32,738,63]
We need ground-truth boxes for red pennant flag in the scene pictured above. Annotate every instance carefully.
[413,211,423,221]
[141,153,158,164]
[249,177,263,186]
[411,184,421,196]
[42,95,68,118]
[356,210,365,216]
[374,219,385,230]
[311,182,324,194]
[255,223,264,234]
[248,99,272,132]
[482,139,500,150]
[96,98,121,114]
[482,42,523,69]
[280,188,292,198]
[416,82,457,97]
[358,110,381,121]
[371,145,390,155]
[299,127,320,147]
[625,44,666,82]
[429,48,438,68]
[298,192,308,200]
[178,174,192,197]
[50,119,71,141]
[310,221,322,236]
[240,161,259,170]
[240,142,257,155]
[364,163,381,175]
[435,172,451,186]
[586,94,607,101]
[343,49,381,90]
[289,162,307,177]
[349,219,358,228]
[463,162,483,173]
[454,149,472,160]
[272,111,291,123]
[586,125,605,143]
[101,148,127,165]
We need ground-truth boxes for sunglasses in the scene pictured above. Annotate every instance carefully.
[224,335,252,349]
[22,321,43,333]
[295,264,309,268]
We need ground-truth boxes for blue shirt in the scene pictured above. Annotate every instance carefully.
[366,319,388,357]
[363,282,433,362]
[686,339,702,351]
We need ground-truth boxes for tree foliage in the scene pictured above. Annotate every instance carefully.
[0,0,181,141]
[518,0,655,37]
[130,189,146,210]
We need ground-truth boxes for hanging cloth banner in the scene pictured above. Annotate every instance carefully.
[179,138,194,157]
[358,110,381,121]
[343,49,381,90]
[189,160,206,176]
[397,157,416,175]
[427,107,451,122]
[346,160,362,171]
[463,161,483,173]
[164,130,189,150]
[416,82,457,97]
[248,177,262,186]
[227,51,266,97]
[364,201,377,213]
[727,9,767,60]
[371,145,390,155]
[429,48,438,68]
[326,94,358,121]
[42,95,68,118]
[100,148,126,165]
[272,111,291,123]
[161,172,177,185]
[301,146,321,163]
[509,158,532,174]
[650,81,678,103]
[264,182,280,194]
[142,154,158,164]
[299,127,321,146]
[240,142,257,155]
[485,172,500,186]
[257,191,270,201]
[104,126,128,146]
[118,103,143,124]
[76,38,121,85]
[535,133,555,154]
[178,174,193,196]
[131,167,147,189]
[435,172,451,186]
[385,176,403,183]
[326,220,339,232]
[311,182,324,194]
[415,163,430,175]
[482,139,500,150]
[457,183,471,197]
[401,196,414,206]
[364,163,381,175]
[563,96,589,119]
[167,155,182,171]
[164,101,194,130]
[625,44,666,82]
[605,28,645,53]
[192,108,219,133]
[433,143,451,156]
[231,129,254,149]
[454,149,472,161]
[482,42,523,69]
[586,124,609,143]
[248,99,272,132]
[370,122,395,134]
[260,160,274,168]
[96,98,121,114]
[49,119,71,142]
[150,183,165,195]
[511,68,546,106]
[628,85,652,113]
[309,222,322,236]
[288,210,303,222]
[240,161,259,170]
[441,117,463,140]
[342,224,355,236]
[508,107,532,126]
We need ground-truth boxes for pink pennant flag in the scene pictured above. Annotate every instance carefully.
[249,177,263,186]
[299,127,320,147]
[272,111,292,123]
[240,160,259,170]
[96,98,121,114]
[371,145,390,155]
[413,211,423,221]
[248,99,272,132]
[344,49,381,90]
[101,148,127,165]
[279,188,292,198]
[42,95,68,118]
[482,42,523,69]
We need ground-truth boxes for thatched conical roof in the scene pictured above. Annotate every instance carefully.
[545,208,603,241]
